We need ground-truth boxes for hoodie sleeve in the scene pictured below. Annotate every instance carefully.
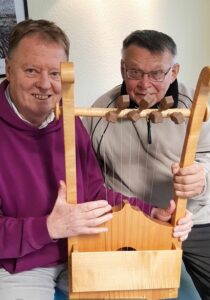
[0,214,53,259]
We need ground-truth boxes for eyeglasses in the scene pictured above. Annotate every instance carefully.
[124,65,172,82]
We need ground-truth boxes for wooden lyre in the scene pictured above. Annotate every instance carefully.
[60,62,210,300]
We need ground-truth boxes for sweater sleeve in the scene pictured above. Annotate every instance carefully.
[0,215,53,259]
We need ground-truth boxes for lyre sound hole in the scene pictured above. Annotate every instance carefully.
[117,247,136,251]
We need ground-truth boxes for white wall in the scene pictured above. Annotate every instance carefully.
[21,0,210,105]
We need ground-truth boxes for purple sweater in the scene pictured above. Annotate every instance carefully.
[0,80,152,274]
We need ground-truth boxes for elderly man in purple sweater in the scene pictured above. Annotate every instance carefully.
[0,19,192,300]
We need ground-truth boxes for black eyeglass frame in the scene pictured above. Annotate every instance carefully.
[123,64,173,82]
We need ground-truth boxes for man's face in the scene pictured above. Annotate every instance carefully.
[6,34,67,126]
[121,45,179,107]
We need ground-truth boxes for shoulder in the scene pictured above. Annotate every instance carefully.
[177,82,194,108]
[92,85,122,108]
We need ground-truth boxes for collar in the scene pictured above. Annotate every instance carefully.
[121,80,179,109]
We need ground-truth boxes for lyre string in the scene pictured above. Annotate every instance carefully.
[128,121,133,198]
[133,121,147,252]
[134,119,158,250]
[90,94,120,147]
[119,117,124,210]
[148,129,160,205]
[127,121,133,251]
[101,131,109,252]
[132,121,151,208]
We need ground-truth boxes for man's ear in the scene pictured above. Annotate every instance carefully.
[5,58,11,81]
[171,63,180,83]
[120,59,125,80]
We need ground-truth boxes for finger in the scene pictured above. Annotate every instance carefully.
[164,199,176,216]
[174,174,203,185]
[75,213,113,236]
[173,229,191,240]
[171,162,180,175]
[55,180,67,204]
[176,163,203,176]
[173,210,193,238]
[174,179,204,196]
[78,200,110,212]
[173,224,192,235]
[83,204,112,220]
[86,212,113,227]
[173,227,191,236]
[174,182,201,190]
[173,222,192,237]
[177,210,193,225]
[179,234,189,242]
[79,226,109,235]
[151,199,175,222]
[173,229,191,238]
[174,188,202,198]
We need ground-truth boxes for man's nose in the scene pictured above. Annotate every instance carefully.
[137,74,151,88]
[35,72,51,89]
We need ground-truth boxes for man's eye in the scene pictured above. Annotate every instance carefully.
[132,69,140,74]
[25,68,36,74]
[50,72,61,80]
[25,69,37,77]
[151,71,163,77]
[129,69,141,76]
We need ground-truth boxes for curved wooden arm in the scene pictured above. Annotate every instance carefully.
[172,66,210,226]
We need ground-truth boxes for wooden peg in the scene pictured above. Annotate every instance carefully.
[139,95,152,110]
[127,95,151,122]
[149,111,163,123]
[105,111,118,123]
[159,96,174,110]
[127,110,140,122]
[170,112,184,124]
[116,95,130,109]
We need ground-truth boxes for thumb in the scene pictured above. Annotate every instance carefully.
[154,200,176,222]
[56,180,67,204]
[165,199,176,216]
[171,162,179,175]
